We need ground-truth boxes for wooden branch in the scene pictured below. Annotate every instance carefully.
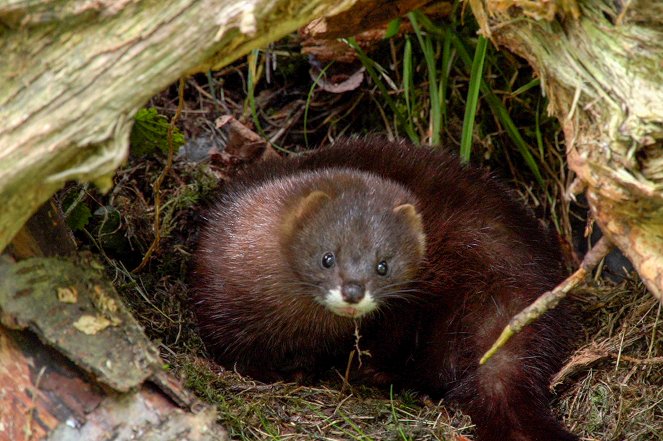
[480,236,613,365]
[0,0,364,253]
[468,0,663,302]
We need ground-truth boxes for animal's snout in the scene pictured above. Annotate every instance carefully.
[341,282,365,304]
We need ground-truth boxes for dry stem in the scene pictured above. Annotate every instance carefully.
[133,78,186,273]
[480,236,614,364]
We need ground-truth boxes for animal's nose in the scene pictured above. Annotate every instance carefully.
[341,282,365,304]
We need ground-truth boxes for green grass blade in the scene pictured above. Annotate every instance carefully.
[205,71,220,116]
[484,90,545,186]
[449,33,545,187]
[389,385,410,441]
[403,37,413,122]
[409,12,441,144]
[439,26,453,127]
[416,6,459,132]
[304,62,333,148]
[535,97,545,158]
[346,37,419,144]
[246,49,291,153]
[337,410,373,440]
[385,18,401,39]
[486,91,545,187]
[513,78,541,97]
[459,35,488,163]
[247,49,264,136]
[413,10,445,36]
[257,413,281,439]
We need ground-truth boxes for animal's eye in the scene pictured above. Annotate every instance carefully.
[321,252,335,269]
[376,260,389,276]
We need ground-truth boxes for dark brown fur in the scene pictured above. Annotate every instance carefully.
[191,137,577,441]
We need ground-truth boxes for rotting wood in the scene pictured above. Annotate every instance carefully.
[0,252,222,439]
[6,200,77,259]
[0,255,159,392]
[0,0,366,253]
[300,1,451,63]
[469,0,663,302]
[0,326,225,441]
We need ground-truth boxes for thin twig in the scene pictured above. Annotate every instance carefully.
[339,320,366,397]
[480,236,614,364]
[339,349,355,398]
[610,353,663,365]
[133,77,186,273]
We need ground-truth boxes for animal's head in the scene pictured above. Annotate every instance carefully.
[281,171,426,318]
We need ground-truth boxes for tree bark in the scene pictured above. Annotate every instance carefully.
[0,0,363,253]
[469,0,663,302]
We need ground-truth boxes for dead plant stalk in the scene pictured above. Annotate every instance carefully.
[480,236,614,364]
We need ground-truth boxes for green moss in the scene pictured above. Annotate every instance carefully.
[62,191,92,231]
[130,107,185,157]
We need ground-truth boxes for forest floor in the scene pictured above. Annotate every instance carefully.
[61,14,662,441]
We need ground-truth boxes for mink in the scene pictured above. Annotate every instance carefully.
[191,137,578,441]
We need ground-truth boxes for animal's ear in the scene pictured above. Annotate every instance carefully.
[282,191,331,239]
[393,203,426,255]
[294,191,331,221]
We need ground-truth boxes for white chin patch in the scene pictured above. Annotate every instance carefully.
[324,287,377,318]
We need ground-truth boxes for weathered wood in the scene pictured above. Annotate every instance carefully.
[0,0,364,253]
[469,0,663,302]
[0,255,162,392]
[6,200,77,259]
[0,326,225,441]
[480,236,614,364]
[0,253,226,439]
[300,1,452,63]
